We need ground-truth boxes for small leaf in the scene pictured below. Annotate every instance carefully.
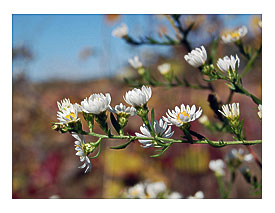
[110,140,133,149]
[150,145,170,158]
[151,108,155,125]
[110,113,121,134]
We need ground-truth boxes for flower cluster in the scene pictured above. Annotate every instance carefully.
[123,181,182,199]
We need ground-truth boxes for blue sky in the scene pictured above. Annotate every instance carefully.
[12,14,254,82]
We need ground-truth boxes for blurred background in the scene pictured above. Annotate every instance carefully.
[12,14,262,198]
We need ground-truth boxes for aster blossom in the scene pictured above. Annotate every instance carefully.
[163,104,203,127]
[221,25,248,43]
[108,103,136,117]
[217,55,240,73]
[57,103,80,124]
[128,56,143,69]
[218,103,240,119]
[135,118,174,148]
[112,23,128,38]
[188,191,204,199]
[81,93,111,115]
[226,148,253,163]
[72,133,92,173]
[258,104,262,119]
[158,63,171,75]
[123,85,152,107]
[184,46,207,68]
[209,159,226,176]
[57,98,72,112]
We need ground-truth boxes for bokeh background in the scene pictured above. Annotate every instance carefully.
[12,14,262,198]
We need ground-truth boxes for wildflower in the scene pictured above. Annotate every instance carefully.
[108,103,136,129]
[112,23,128,38]
[72,133,92,173]
[124,85,152,107]
[221,26,248,43]
[258,104,262,119]
[126,183,146,199]
[258,20,262,29]
[167,192,182,199]
[217,55,240,73]
[188,191,204,199]
[128,56,143,69]
[158,63,171,75]
[146,181,167,198]
[57,98,72,112]
[81,93,111,115]
[226,148,253,164]
[198,115,210,126]
[184,46,207,68]
[57,103,80,124]
[108,103,136,117]
[218,103,240,121]
[163,104,202,127]
[209,159,226,176]
[135,118,174,148]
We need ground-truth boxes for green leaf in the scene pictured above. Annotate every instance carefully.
[151,108,155,125]
[150,145,170,158]
[110,113,121,134]
[183,128,193,143]
[110,140,133,149]
[89,143,101,159]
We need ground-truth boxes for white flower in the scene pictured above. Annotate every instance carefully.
[168,192,182,199]
[258,104,262,119]
[218,103,240,119]
[158,63,171,75]
[81,93,111,114]
[128,56,143,69]
[108,103,136,116]
[226,148,253,163]
[112,23,128,38]
[57,98,72,112]
[72,133,92,173]
[57,103,80,124]
[221,26,248,43]
[209,159,225,176]
[198,115,209,125]
[146,181,167,198]
[188,191,204,199]
[123,85,152,107]
[135,118,174,148]
[163,104,203,127]
[126,183,146,198]
[258,20,262,28]
[217,55,240,73]
[184,46,207,68]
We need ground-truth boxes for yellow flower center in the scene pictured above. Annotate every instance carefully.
[176,111,190,123]
[224,32,240,39]
[65,112,76,121]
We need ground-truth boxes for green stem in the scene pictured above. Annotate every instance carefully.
[234,83,262,105]
[78,130,261,146]
[240,45,262,79]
